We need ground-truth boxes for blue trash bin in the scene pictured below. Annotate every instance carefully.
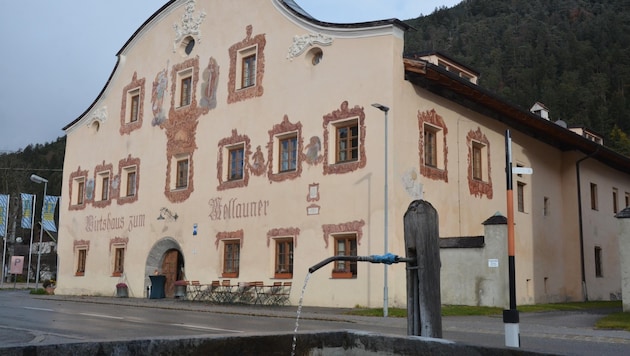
[149,275,166,299]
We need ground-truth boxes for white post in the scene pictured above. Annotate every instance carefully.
[372,103,390,317]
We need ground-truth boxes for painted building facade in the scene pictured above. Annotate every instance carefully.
[57,0,630,307]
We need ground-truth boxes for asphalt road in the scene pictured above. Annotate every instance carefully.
[1,289,630,355]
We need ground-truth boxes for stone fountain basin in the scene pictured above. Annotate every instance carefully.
[1,330,549,355]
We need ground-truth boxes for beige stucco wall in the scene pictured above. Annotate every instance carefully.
[57,0,630,308]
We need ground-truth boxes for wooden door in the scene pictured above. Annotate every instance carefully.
[161,250,178,298]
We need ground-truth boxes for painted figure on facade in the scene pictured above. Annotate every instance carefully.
[151,66,169,126]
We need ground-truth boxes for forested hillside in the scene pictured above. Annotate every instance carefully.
[404,0,630,155]
[0,136,64,206]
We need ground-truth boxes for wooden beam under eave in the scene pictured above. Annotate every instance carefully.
[403,58,427,74]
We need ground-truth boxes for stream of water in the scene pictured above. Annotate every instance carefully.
[291,272,312,356]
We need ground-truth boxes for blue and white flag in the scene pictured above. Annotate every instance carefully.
[41,195,58,232]
[21,193,34,229]
[0,194,8,237]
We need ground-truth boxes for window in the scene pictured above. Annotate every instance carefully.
[418,110,449,183]
[336,121,358,163]
[626,192,630,209]
[472,142,483,180]
[113,247,125,276]
[176,158,189,189]
[129,90,140,123]
[613,188,619,214]
[76,178,85,205]
[241,53,256,88]
[594,246,603,277]
[424,126,438,168]
[543,196,550,216]
[119,75,145,135]
[223,240,240,277]
[279,135,298,172]
[227,27,266,104]
[590,183,598,211]
[228,146,244,181]
[333,235,357,278]
[76,249,87,276]
[175,68,193,108]
[275,239,294,278]
[517,182,525,213]
[101,176,109,201]
[180,76,192,107]
[95,171,111,202]
[124,167,137,197]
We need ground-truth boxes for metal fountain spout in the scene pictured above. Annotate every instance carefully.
[308,252,414,274]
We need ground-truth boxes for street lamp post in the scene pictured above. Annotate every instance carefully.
[372,103,390,317]
[30,174,48,290]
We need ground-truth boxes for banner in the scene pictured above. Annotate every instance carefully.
[10,256,24,274]
[0,194,8,237]
[42,195,58,232]
[21,193,34,229]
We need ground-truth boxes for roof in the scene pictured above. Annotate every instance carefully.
[64,0,411,132]
[403,57,630,175]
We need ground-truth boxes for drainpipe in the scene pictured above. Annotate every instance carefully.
[575,148,599,302]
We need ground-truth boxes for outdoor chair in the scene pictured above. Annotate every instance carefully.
[188,281,203,301]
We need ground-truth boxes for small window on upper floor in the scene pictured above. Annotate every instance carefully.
[418,110,449,182]
[175,156,189,189]
[590,183,598,211]
[472,142,485,181]
[228,145,245,181]
[227,26,266,104]
[96,171,111,202]
[424,125,439,168]
[613,188,619,214]
[176,68,193,108]
[124,167,137,197]
[335,120,359,164]
[241,53,256,88]
[279,134,298,172]
[73,178,85,206]
[129,89,140,123]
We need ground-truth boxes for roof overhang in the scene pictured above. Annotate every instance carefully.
[404,58,630,175]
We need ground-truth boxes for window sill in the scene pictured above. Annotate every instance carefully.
[75,272,85,277]
[332,271,354,279]
[274,273,293,279]
[112,272,123,277]
[222,272,239,278]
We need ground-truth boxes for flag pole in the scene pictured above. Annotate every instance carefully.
[1,196,10,288]
[26,194,36,289]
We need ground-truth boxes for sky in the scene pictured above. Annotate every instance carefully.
[0,0,461,153]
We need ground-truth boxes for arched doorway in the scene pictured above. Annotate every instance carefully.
[145,237,185,298]
[161,249,184,298]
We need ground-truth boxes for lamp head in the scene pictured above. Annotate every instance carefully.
[371,103,389,112]
[30,174,48,184]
